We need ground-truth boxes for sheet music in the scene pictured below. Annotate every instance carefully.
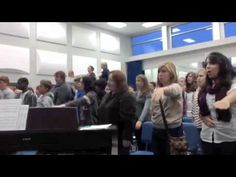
[0,99,29,131]
[79,124,112,131]
[16,105,29,130]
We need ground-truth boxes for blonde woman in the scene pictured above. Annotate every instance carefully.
[192,68,206,132]
[135,74,152,150]
[151,62,184,155]
[99,62,110,81]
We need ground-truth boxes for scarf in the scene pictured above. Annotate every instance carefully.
[198,79,231,122]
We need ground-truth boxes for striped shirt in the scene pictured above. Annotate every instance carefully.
[191,88,202,128]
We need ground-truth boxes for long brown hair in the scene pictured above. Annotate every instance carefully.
[110,70,128,93]
[136,74,150,95]
[185,72,197,93]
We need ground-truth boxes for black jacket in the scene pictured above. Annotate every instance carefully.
[100,68,109,81]
[98,91,136,142]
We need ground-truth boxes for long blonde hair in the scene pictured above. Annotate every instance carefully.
[197,68,207,88]
[157,62,178,87]
[136,74,150,95]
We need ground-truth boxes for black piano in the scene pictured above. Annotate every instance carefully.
[0,108,117,155]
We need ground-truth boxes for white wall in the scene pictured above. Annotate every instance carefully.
[0,22,131,89]
[135,39,236,80]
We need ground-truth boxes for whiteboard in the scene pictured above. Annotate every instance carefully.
[0,44,30,74]
[36,23,67,44]
[72,26,97,50]
[72,55,97,76]
[100,32,120,54]
[36,49,67,76]
[0,22,30,38]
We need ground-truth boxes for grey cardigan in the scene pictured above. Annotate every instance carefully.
[134,91,151,122]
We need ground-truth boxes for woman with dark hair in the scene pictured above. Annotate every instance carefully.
[87,65,96,82]
[98,70,136,155]
[65,76,98,126]
[184,72,197,118]
[199,52,236,154]
[94,78,107,105]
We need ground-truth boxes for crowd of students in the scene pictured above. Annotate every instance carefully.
[1,52,236,155]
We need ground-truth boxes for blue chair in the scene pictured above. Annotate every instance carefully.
[183,117,193,123]
[183,122,201,155]
[130,121,154,155]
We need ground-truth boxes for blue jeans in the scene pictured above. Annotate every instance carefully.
[152,125,184,155]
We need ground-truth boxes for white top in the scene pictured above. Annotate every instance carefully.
[201,78,236,143]
[0,88,15,99]
[19,90,29,104]
[36,92,54,108]
[185,92,194,117]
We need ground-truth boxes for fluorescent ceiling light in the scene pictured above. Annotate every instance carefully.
[107,22,127,28]
[142,22,163,28]
[191,62,198,68]
[172,28,180,33]
[183,38,195,43]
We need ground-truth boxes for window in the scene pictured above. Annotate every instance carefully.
[36,23,67,44]
[72,55,97,76]
[224,22,236,38]
[0,23,30,38]
[36,50,67,76]
[132,30,162,56]
[171,22,213,48]
[72,26,97,50]
[0,44,30,74]
[100,33,120,54]
[101,59,121,71]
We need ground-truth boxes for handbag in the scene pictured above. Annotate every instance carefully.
[159,99,188,155]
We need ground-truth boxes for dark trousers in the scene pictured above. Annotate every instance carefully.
[118,138,130,155]
[152,125,184,155]
[201,141,236,155]
[117,127,132,155]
